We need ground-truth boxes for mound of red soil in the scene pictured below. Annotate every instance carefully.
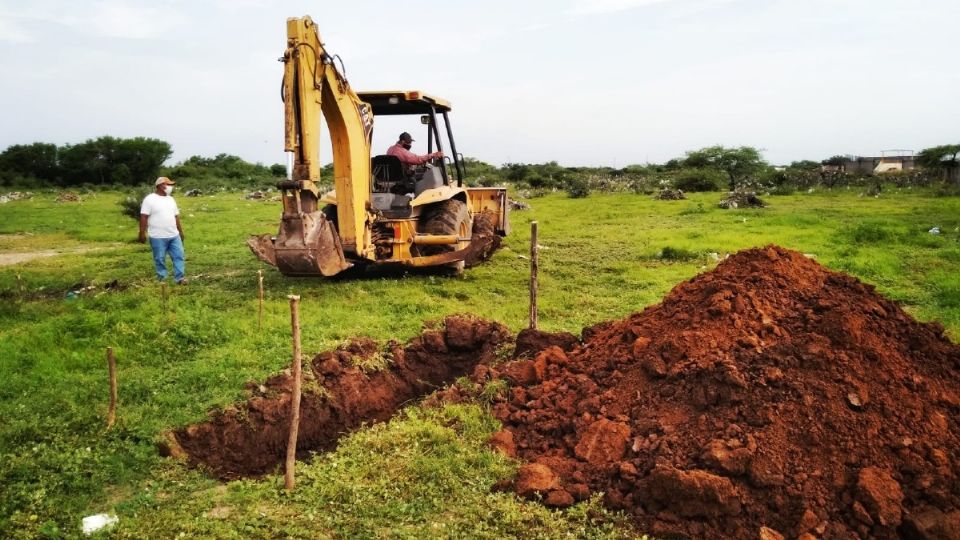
[165,315,509,479]
[490,246,960,539]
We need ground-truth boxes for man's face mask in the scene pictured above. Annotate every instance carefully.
[164,185,174,195]
[402,142,412,150]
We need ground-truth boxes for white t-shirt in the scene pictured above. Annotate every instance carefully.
[140,193,180,238]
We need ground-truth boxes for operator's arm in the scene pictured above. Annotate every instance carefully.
[391,146,443,166]
[138,214,148,243]
[175,215,185,241]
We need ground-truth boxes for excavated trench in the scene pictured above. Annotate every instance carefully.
[164,315,510,479]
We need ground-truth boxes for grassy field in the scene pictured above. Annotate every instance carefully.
[1,187,959,538]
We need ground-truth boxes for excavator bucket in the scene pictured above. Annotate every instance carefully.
[246,211,352,277]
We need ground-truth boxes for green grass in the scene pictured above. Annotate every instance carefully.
[1,187,959,538]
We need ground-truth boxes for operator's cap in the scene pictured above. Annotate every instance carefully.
[399,132,414,142]
[155,176,175,186]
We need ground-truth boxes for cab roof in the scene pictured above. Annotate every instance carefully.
[357,91,452,115]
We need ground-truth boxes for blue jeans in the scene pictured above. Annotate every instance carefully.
[149,236,185,281]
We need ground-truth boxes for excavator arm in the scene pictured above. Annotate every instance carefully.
[248,16,374,276]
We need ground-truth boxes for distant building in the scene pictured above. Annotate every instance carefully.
[821,150,916,175]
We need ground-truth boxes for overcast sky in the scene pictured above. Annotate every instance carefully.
[1,0,958,167]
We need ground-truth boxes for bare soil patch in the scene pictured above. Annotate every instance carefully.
[0,245,114,266]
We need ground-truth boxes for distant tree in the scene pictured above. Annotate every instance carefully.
[916,144,960,185]
[663,158,684,171]
[270,163,286,177]
[165,153,270,182]
[321,162,335,180]
[460,157,503,186]
[0,142,59,184]
[113,137,172,184]
[58,136,170,185]
[58,137,113,184]
[502,163,530,182]
[682,145,767,191]
[821,155,846,167]
[789,160,821,171]
[623,164,652,175]
[672,168,725,192]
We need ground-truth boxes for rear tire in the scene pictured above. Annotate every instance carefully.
[464,211,501,268]
[417,198,472,273]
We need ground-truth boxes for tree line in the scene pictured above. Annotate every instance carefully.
[1,137,957,194]
[470,144,960,198]
[0,137,284,189]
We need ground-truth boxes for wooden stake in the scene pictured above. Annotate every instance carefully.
[106,347,117,428]
[529,221,539,330]
[160,282,168,313]
[285,294,303,490]
[258,270,264,331]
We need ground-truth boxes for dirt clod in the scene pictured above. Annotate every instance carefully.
[515,463,561,498]
[488,429,517,458]
[514,327,579,358]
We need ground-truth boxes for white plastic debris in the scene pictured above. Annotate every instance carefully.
[929,227,941,235]
[82,513,118,535]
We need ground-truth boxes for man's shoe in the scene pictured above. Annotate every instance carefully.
[176,279,188,285]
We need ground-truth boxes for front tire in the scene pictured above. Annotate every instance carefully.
[417,198,472,273]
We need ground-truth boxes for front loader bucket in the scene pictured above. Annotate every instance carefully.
[247,211,352,277]
[247,234,278,267]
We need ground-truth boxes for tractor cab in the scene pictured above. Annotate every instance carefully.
[359,91,466,214]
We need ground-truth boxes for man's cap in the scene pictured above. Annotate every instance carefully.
[399,132,414,142]
[155,177,175,186]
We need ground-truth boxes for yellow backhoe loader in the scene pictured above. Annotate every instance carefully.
[247,16,508,277]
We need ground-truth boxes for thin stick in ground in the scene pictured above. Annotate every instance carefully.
[258,270,264,331]
[529,221,539,330]
[161,282,168,314]
[285,294,303,490]
[106,347,118,428]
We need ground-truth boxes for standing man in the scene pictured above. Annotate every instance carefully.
[386,132,443,172]
[139,177,187,284]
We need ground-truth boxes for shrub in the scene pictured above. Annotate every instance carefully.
[672,168,724,192]
[849,222,893,244]
[565,177,590,198]
[118,190,152,220]
[660,246,699,260]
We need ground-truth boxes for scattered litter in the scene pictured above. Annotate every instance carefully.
[0,196,8,204]
[654,188,685,200]
[245,191,266,200]
[184,189,202,197]
[4,191,33,201]
[509,199,532,211]
[56,191,81,203]
[66,284,97,299]
[81,513,118,535]
[707,252,720,261]
[929,227,941,235]
[718,191,766,209]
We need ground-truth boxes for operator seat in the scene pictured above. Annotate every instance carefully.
[372,155,410,194]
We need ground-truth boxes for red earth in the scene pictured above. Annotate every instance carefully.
[487,246,960,539]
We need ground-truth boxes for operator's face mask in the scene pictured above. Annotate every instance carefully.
[164,185,174,195]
